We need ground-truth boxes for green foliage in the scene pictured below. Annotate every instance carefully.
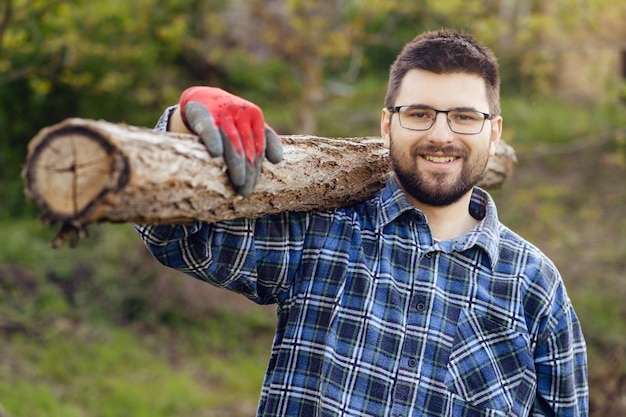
[501,95,626,149]
[316,75,387,138]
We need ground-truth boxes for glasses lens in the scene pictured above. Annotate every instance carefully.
[448,111,486,134]
[398,107,436,130]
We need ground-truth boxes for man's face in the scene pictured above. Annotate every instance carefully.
[381,69,502,207]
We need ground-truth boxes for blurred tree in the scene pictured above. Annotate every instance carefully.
[0,0,77,217]
[0,0,231,217]
[1,0,624,217]
[245,0,358,133]
[225,0,429,133]
[474,0,626,98]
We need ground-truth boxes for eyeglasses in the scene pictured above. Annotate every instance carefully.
[390,105,495,135]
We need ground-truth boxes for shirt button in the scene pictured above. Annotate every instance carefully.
[408,358,417,367]
[425,253,432,259]
[416,303,425,311]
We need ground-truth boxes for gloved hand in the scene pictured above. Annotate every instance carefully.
[179,87,283,196]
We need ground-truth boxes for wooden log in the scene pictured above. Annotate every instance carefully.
[23,118,516,246]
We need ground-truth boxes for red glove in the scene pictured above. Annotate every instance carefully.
[179,87,283,196]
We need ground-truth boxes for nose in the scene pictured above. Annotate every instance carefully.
[426,112,454,144]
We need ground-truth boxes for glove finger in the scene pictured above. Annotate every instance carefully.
[233,111,260,167]
[184,101,223,156]
[251,112,266,160]
[221,127,246,187]
[237,157,263,197]
[264,126,283,164]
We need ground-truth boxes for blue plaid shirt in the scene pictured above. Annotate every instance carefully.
[135,108,587,416]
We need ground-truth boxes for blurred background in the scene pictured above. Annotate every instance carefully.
[1,0,625,416]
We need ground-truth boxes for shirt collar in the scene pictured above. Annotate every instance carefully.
[376,177,501,270]
[462,187,501,270]
[376,176,425,228]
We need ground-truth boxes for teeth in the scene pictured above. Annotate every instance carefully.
[425,155,457,163]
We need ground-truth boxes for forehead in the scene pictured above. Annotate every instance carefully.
[395,69,490,110]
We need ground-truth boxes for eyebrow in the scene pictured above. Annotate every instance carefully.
[401,104,486,113]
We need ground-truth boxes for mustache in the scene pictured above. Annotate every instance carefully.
[410,144,468,158]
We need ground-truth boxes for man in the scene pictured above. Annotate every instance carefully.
[136,29,588,416]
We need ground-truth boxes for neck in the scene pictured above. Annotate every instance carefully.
[410,191,478,242]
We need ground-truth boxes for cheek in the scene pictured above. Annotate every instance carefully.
[388,127,417,151]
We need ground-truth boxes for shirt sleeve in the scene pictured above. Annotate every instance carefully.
[135,106,309,304]
[154,105,176,132]
[135,213,310,305]
[532,281,588,416]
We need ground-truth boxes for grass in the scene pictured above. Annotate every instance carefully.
[0,323,271,417]
[0,220,276,417]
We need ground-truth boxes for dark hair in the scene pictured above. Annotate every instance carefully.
[385,29,501,115]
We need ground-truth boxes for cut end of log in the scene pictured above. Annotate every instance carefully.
[23,121,130,225]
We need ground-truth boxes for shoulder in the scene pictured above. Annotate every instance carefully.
[496,224,572,319]
[497,224,559,281]
[494,226,583,343]
[470,188,561,287]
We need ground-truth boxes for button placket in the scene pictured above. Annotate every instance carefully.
[390,218,434,414]
[392,296,425,412]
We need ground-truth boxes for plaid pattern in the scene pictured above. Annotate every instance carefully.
[136,108,588,416]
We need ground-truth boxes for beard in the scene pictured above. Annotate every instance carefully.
[388,133,490,207]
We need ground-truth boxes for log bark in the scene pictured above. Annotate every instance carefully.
[23,118,516,245]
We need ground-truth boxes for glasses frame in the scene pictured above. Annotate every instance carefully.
[390,105,495,135]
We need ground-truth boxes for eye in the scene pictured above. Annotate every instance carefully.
[404,108,434,119]
[450,111,483,122]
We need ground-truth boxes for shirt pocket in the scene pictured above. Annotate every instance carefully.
[444,309,534,414]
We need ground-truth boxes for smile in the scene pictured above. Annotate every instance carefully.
[423,155,459,163]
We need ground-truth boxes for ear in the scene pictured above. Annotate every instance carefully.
[381,108,392,149]
[488,115,502,157]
